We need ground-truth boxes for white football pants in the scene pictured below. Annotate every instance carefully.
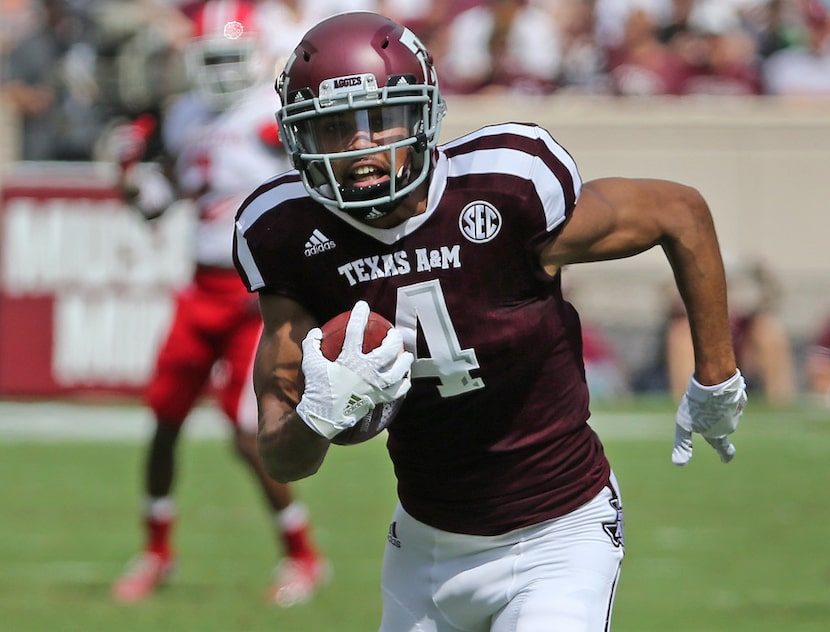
[379,473,624,632]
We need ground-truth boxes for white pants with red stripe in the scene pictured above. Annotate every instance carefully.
[380,473,624,632]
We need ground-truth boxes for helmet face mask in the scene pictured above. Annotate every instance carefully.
[186,36,261,109]
[185,0,264,110]
[276,12,446,219]
[296,105,416,156]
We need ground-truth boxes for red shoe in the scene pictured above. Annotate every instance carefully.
[266,555,331,607]
[112,551,176,603]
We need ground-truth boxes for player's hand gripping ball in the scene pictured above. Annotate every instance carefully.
[320,309,407,445]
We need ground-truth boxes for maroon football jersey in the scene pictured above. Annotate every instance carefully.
[234,122,611,535]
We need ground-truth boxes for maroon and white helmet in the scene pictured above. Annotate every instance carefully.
[276,11,446,219]
[184,0,264,110]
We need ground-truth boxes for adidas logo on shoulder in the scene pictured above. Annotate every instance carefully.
[304,229,336,256]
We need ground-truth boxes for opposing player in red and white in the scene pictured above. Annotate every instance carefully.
[233,12,747,631]
[110,0,328,606]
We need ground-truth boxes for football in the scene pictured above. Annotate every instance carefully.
[319,309,405,445]
[319,309,395,360]
[330,398,406,446]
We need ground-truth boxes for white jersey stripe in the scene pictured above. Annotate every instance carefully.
[448,147,571,232]
[443,121,545,149]
[444,122,581,192]
[236,178,307,232]
[235,178,308,290]
[233,222,265,290]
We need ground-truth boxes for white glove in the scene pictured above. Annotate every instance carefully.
[123,163,175,220]
[296,301,413,440]
[105,115,156,168]
[672,369,747,466]
[108,125,146,168]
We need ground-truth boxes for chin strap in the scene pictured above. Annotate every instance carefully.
[338,153,417,220]
[306,146,435,220]
[340,180,407,220]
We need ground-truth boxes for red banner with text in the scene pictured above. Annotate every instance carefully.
[0,162,194,397]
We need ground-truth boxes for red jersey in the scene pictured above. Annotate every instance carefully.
[234,122,611,535]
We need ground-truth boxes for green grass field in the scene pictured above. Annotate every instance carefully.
[1,398,828,631]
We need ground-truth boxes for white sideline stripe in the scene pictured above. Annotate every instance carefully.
[0,401,229,443]
[0,400,830,445]
[0,401,667,442]
[590,413,671,439]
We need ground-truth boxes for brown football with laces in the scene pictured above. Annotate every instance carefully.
[319,310,405,445]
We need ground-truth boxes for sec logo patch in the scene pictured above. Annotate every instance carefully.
[459,201,502,243]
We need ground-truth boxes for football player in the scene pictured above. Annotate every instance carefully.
[233,11,747,631]
[110,0,328,606]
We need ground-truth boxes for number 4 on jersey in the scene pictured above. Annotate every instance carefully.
[395,280,484,397]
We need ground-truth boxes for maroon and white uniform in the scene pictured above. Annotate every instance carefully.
[235,122,613,534]
[148,84,290,428]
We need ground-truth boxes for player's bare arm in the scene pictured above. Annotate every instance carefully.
[541,177,736,386]
[254,294,331,482]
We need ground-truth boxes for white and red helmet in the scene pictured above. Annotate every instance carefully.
[276,11,446,219]
[185,0,264,109]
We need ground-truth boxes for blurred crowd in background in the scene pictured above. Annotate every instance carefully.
[1,0,829,407]
[2,0,830,162]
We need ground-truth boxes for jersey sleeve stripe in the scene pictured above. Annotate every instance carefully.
[457,130,579,212]
[448,146,575,233]
[233,223,265,290]
[443,123,581,231]
[449,148,573,232]
[235,175,306,233]
[234,174,305,292]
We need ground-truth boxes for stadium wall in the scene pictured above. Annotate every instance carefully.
[442,96,830,339]
[1,97,828,395]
